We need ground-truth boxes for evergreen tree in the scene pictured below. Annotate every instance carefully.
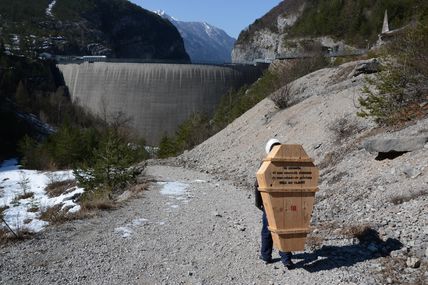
[15,80,31,111]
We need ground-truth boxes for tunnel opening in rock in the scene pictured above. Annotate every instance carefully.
[375,151,407,161]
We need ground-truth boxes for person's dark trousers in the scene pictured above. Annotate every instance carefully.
[261,210,292,264]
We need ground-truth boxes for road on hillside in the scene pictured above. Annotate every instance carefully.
[0,165,380,284]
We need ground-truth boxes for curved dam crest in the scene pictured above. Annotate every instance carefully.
[58,62,262,145]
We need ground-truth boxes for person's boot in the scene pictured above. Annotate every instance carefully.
[259,255,273,264]
[283,260,295,270]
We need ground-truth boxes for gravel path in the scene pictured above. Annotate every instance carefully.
[0,165,388,284]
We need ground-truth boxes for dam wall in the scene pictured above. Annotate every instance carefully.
[58,62,262,145]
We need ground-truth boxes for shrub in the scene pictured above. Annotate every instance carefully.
[358,24,428,125]
[271,84,292,109]
[48,124,99,169]
[80,188,116,211]
[18,125,100,170]
[73,129,145,197]
[45,179,76,198]
[158,135,180,158]
[18,135,52,170]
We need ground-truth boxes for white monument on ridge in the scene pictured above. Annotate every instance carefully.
[382,10,390,34]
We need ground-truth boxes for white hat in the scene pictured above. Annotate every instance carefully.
[265,138,280,154]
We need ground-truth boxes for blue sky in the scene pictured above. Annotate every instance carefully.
[130,0,282,38]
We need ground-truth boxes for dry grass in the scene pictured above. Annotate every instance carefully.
[28,206,39,212]
[271,84,292,109]
[340,224,371,237]
[80,187,117,211]
[15,192,34,200]
[81,198,116,211]
[39,205,90,225]
[40,205,73,224]
[0,227,33,245]
[129,182,150,194]
[329,117,363,143]
[339,224,381,244]
[0,206,8,219]
[45,179,76,198]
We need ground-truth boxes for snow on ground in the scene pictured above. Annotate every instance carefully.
[114,218,149,238]
[158,181,188,196]
[113,181,193,238]
[46,0,56,17]
[0,159,83,233]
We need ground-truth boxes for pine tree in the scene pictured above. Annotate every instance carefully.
[15,80,31,111]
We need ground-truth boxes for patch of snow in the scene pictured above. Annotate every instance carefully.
[170,205,179,209]
[154,10,165,17]
[154,10,178,21]
[0,159,83,233]
[204,22,211,31]
[132,218,148,226]
[114,226,133,238]
[158,182,188,196]
[192,179,206,183]
[46,0,57,17]
[114,217,149,238]
[68,205,81,214]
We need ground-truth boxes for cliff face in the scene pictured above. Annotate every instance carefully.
[232,0,428,63]
[232,0,306,63]
[0,0,190,61]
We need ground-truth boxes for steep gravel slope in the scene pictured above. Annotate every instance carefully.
[176,60,428,284]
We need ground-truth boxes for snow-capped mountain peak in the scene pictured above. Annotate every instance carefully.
[154,10,178,21]
[154,10,235,63]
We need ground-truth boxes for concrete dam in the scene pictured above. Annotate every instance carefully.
[58,62,263,145]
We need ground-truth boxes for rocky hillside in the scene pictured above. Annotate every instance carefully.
[233,0,428,63]
[155,11,235,63]
[174,59,428,283]
[0,0,189,61]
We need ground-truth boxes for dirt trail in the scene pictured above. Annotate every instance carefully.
[0,165,382,285]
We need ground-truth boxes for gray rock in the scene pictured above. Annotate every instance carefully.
[406,257,421,268]
[351,59,380,77]
[363,137,428,153]
[391,250,404,258]
[401,166,422,179]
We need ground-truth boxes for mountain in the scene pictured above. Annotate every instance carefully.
[155,10,235,63]
[0,0,190,61]
[233,0,428,63]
